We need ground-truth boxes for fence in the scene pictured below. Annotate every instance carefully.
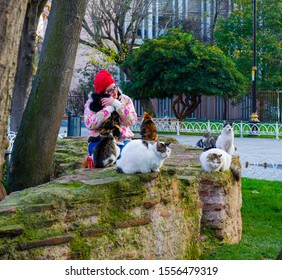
[240,153,282,181]
[131,119,282,139]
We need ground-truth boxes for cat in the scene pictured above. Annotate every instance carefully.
[92,133,120,168]
[140,112,158,141]
[89,92,122,140]
[99,111,122,140]
[116,140,171,174]
[195,138,204,148]
[200,148,240,181]
[196,131,218,150]
[203,131,218,151]
[215,121,235,155]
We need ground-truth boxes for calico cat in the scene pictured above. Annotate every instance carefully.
[89,92,122,140]
[92,133,120,168]
[116,140,171,174]
[99,111,122,140]
[215,121,235,155]
[200,148,240,181]
[140,112,158,140]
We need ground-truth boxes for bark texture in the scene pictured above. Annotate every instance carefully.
[10,0,48,132]
[0,0,28,199]
[7,0,87,192]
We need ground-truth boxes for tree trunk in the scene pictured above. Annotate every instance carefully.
[140,98,156,117]
[10,0,48,132]
[222,97,228,120]
[172,94,201,121]
[7,0,87,193]
[0,1,28,200]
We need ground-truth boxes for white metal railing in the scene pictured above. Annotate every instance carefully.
[6,118,282,157]
[240,153,282,181]
[131,119,282,139]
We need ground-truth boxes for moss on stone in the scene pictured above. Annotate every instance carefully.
[0,136,241,260]
[70,236,91,260]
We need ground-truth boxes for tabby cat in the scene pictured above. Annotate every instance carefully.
[140,112,158,140]
[196,131,218,150]
[203,131,218,151]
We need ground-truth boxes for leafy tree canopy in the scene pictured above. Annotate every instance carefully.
[123,28,247,99]
[122,29,247,120]
[214,0,282,90]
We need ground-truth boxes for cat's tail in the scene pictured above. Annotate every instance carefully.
[230,162,241,181]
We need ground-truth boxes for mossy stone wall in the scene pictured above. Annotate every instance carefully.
[0,137,242,259]
[0,168,201,260]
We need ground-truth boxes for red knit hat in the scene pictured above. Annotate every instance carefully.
[93,70,115,94]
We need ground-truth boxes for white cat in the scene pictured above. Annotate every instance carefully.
[200,148,232,173]
[200,148,241,181]
[216,122,235,155]
[116,140,171,174]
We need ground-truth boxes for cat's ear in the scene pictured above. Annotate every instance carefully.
[223,121,227,126]
[165,142,171,147]
[218,154,222,158]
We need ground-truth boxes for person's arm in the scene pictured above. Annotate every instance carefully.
[111,96,137,126]
[84,101,114,130]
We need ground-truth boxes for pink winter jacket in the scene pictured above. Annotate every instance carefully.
[84,93,137,141]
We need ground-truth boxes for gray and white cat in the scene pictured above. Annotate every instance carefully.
[196,131,218,150]
[200,148,240,181]
[92,133,120,168]
[116,140,171,174]
[216,121,235,155]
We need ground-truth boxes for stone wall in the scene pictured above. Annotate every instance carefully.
[198,159,242,244]
[0,168,202,260]
[0,138,242,259]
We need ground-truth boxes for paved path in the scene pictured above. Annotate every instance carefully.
[165,134,282,181]
[170,135,281,159]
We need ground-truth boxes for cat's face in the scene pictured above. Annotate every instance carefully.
[222,122,234,133]
[207,153,222,169]
[143,111,153,120]
[155,142,171,158]
[203,131,211,138]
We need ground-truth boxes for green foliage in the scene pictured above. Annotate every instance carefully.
[214,0,282,90]
[122,29,247,100]
[201,178,282,260]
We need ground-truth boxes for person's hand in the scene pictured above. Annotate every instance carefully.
[101,97,114,107]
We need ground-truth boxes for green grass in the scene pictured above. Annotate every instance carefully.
[200,178,282,260]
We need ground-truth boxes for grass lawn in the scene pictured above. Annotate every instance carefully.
[200,178,282,260]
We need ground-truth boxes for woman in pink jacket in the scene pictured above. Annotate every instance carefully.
[84,70,137,156]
